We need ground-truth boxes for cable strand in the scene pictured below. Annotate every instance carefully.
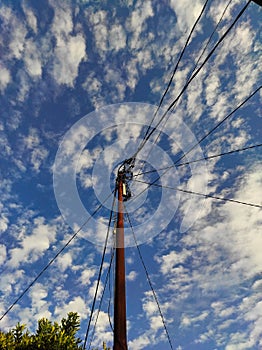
[133,179,262,209]
[130,85,261,200]
[0,190,114,322]
[132,143,262,177]
[136,0,233,175]
[83,187,117,349]
[87,247,115,350]
[124,207,174,350]
[134,0,210,157]
[132,0,252,159]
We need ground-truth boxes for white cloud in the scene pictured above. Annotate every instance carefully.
[56,252,73,272]
[22,128,49,172]
[7,217,57,268]
[128,0,154,49]
[225,333,253,350]
[78,268,96,286]
[49,1,86,86]
[90,310,113,348]
[54,296,88,320]
[208,0,234,25]
[86,10,108,56]
[143,299,158,316]
[22,2,38,34]
[109,24,126,51]
[0,6,29,63]
[82,73,102,97]
[132,290,174,348]
[24,39,42,78]
[158,249,190,275]
[0,214,9,234]
[50,1,73,40]
[30,146,49,172]
[181,311,209,327]
[0,269,25,296]
[155,165,261,345]
[204,72,221,107]
[126,270,137,281]
[169,0,205,33]
[128,334,151,350]
[28,283,51,321]
[0,244,7,265]
[16,70,31,101]
[0,65,11,92]
[52,34,86,86]
[88,279,104,300]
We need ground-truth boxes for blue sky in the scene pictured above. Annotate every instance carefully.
[0,0,261,349]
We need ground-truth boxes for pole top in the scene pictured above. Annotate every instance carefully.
[116,159,134,201]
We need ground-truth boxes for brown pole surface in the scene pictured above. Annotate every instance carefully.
[113,172,128,350]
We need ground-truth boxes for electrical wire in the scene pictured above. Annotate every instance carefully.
[0,190,115,323]
[135,0,211,155]
[128,84,261,206]
[87,247,115,350]
[83,186,117,349]
[133,179,262,209]
[172,84,261,166]
[133,143,262,177]
[132,0,252,160]
[137,0,233,175]
[124,207,174,350]
[192,0,233,74]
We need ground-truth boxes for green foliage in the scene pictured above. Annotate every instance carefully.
[0,312,83,350]
[92,342,111,350]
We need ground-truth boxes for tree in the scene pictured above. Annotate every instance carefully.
[0,312,83,350]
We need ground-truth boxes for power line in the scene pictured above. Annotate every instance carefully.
[172,84,261,166]
[129,85,261,203]
[87,247,115,350]
[131,0,252,160]
[135,0,210,157]
[138,0,233,173]
[124,207,174,350]
[133,179,262,209]
[0,190,114,322]
[133,143,262,177]
[193,0,233,73]
[83,187,117,349]
[177,143,262,167]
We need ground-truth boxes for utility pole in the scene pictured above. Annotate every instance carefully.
[113,170,128,350]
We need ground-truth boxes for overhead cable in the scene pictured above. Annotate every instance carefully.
[172,84,261,166]
[132,0,252,159]
[133,179,262,209]
[133,143,262,177]
[135,0,210,155]
[130,86,261,202]
[0,190,114,322]
[124,207,174,350]
[193,0,233,72]
[83,187,117,349]
[87,248,115,350]
[138,0,233,171]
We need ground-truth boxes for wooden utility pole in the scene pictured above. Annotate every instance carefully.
[113,171,128,350]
